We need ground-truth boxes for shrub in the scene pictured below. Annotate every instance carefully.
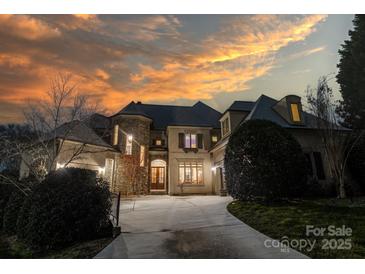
[0,182,15,230]
[19,168,111,250]
[348,135,365,192]
[224,120,308,202]
[2,189,25,234]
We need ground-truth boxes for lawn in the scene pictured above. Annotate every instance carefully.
[227,197,365,258]
[0,233,113,259]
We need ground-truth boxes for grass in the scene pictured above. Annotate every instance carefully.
[227,197,365,258]
[0,233,113,259]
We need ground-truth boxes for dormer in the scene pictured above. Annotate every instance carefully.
[219,112,231,138]
[272,95,305,125]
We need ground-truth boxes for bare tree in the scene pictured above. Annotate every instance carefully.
[306,76,363,198]
[0,73,104,194]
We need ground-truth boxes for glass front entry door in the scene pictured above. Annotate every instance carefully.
[151,167,165,190]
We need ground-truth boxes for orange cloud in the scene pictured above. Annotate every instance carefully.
[0,15,60,40]
[0,15,328,123]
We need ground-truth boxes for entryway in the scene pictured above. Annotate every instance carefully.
[150,159,166,191]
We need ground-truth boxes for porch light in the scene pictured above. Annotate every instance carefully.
[127,134,133,141]
[98,167,105,175]
[56,163,65,169]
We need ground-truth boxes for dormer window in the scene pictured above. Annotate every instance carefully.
[222,117,230,136]
[290,103,301,122]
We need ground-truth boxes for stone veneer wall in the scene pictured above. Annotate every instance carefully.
[111,115,151,196]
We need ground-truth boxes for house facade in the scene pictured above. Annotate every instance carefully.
[48,94,332,196]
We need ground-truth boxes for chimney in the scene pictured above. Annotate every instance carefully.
[137,101,142,104]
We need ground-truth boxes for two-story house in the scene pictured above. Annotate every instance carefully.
[33,94,333,196]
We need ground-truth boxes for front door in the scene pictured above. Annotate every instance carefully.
[151,167,165,190]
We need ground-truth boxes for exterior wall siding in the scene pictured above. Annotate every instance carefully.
[167,126,214,195]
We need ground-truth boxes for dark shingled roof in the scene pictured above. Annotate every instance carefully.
[87,113,111,129]
[53,120,115,149]
[227,101,255,112]
[116,101,221,129]
[244,94,323,129]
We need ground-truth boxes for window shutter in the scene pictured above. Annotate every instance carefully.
[197,134,203,149]
[178,133,184,148]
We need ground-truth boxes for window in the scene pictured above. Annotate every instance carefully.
[126,134,133,155]
[178,161,203,184]
[222,118,230,136]
[155,139,162,146]
[184,134,197,148]
[140,145,145,167]
[183,133,196,148]
[104,158,114,183]
[179,133,203,149]
[313,152,326,180]
[290,103,301,122]
[113,125,119,145]
[211,135,218,143]
[304,153,313,177]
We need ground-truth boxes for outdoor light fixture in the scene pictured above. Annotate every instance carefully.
[56,163,65,169]
[98,167,105,175]
[127,134,133,141]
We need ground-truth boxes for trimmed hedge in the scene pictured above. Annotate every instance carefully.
[18,168,112,250]
[224,120,308,202]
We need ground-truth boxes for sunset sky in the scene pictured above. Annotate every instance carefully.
[0,14,354,123]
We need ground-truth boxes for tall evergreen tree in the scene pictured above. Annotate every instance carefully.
[337,15,365,129]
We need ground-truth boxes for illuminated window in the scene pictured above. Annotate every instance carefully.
[155,139,162,146]
[290,103,301,122]
[104,158,114,183]
[126,134,133,155]
[211,135,218,143]
[178,161,203,184]
[184,134,197,148]
[140,145,145,167]
[222,118,230,136]
[113,124,119,145]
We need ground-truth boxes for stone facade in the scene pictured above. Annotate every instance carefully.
[111,115,151,196]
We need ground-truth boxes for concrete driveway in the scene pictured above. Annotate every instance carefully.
[95,195,307,259]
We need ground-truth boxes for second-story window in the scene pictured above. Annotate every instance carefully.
[126,134,133,155]
[140,145,145,167]
[185,134,197,148]
[179,133,203,149]
[290,103,301,122]
[113,124,119,145]
[222,118,230,136]
[211,135,218,143]
[155,139,162,146]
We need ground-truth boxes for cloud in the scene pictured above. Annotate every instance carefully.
[0,15,327,123]
[0,15,60,40]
